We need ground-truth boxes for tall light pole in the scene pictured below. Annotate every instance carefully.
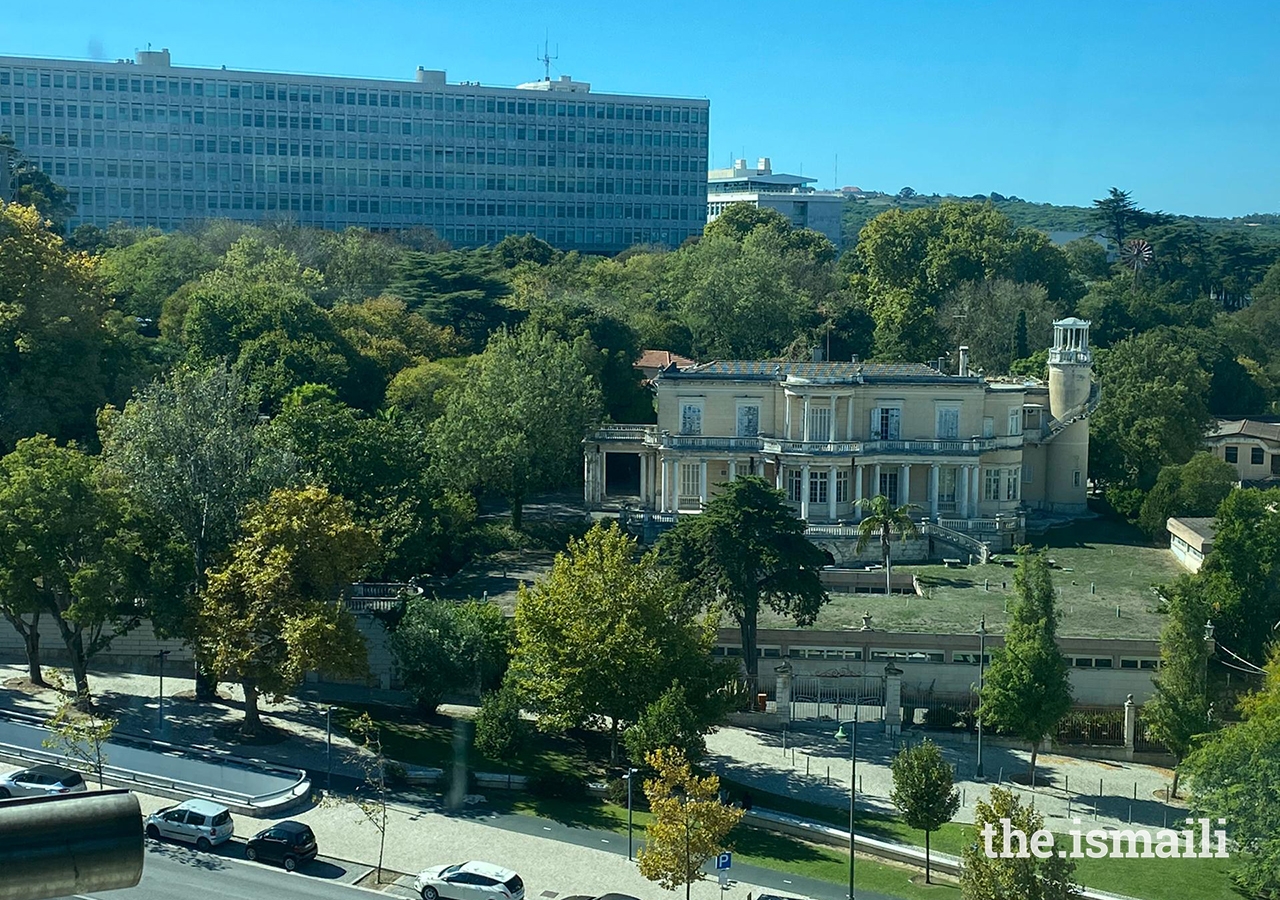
[976,616,987,779]
[156,650,171,730]
[1203,619,1215,716]
[325,707,334,793]
[625,767,639,860]
[834,705,860,900]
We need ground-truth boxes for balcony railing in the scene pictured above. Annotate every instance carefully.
[587,424,658,444]
[760,438,859,455]
[937,515,1024,533]
[658,435,765,452]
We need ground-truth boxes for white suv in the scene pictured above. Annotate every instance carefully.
[145,799,235,850]
[0,765,88,798]
[413,861,525,900]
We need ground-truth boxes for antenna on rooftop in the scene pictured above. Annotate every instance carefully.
[537,31,559,82]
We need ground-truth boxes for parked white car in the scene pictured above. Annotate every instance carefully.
[413,861,525,900]
[145,798,234,850]
[0,765,88,799]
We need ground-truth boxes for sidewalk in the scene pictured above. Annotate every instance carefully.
[707,721,1183,833]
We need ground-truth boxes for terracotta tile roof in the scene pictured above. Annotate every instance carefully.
[636,349,696,370]
[1208,418,1280,443]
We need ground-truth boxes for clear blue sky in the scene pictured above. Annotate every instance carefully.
[6,0,1278,217]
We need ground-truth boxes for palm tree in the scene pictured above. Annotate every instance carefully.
[855,495,920,595]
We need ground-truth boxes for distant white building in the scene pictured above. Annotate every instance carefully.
[707,157,844,247]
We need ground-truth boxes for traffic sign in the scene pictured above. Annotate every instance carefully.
[716,851,732,870]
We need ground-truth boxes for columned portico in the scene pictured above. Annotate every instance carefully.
[699,459,708,506]
[899,464,910,509]
[854,463,864,520]
[929,463,939,519]
[827,464,837,521]
[958,464,970,518]
[800,462,811,519]
[969,465,981,517]
[873,463,882,499]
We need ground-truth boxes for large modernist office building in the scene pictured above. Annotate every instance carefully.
[0,48,710,252]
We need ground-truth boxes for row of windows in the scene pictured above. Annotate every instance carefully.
[1221,444,1277,470]
[45,158,704,199]
[1,101,706,151]
[713,646,1162,669]
[1,68,706,125]
[74,189,700,221]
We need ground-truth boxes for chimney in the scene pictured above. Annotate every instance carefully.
[936,356,947,374]
[812,346,824,362]
[850,354,859,364]
[958,346,970,377]
[757,157,772,174]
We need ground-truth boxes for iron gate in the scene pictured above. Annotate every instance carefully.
[790,673,886,723]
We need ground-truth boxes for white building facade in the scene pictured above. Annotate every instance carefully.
[706,157,844,247]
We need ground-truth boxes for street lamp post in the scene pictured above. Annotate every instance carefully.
[156,650,171,730]
[325,707,334,793]
[834,706,861,900]
[976,616,987,779]
[625,767,639,861]
[1203,619,1215,712]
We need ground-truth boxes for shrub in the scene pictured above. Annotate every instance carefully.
[923,706,960,729]
[474,685,527,761]
[529,770,586,800]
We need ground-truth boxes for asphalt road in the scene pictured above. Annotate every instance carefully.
[60,839,380,900]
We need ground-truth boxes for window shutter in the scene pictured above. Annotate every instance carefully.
[870,407,881,439]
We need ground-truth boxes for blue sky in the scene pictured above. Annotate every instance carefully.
[6,0,1277,217]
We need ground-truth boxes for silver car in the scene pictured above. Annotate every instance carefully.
[145,798,235,850]
[0,764,88,799]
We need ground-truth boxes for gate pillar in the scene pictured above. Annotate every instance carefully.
[884,662,903,737]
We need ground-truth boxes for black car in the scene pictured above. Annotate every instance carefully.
[244,821,318,871]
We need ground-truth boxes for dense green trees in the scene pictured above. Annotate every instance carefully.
[391,597,510,714]
[432,324,603,530]
[1136,452,1236,538]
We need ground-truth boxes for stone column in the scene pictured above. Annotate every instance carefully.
[958,465,969,520]
[884,662,903,737]
[873,463,882,498]
[854,464,864,521]
[827,465,837,521]
[899,464,910,507]
[829,395,837,443]
[660,458,669,512]
[774,661,793,722]
[728,459,737,482]
[784,395,792,441]
[800,463,811,520]
[598,451,607,504]
[929,463,939,520]
[699,459,708,506]
[970,466,981,517]
[775,461,784,491]
[802,395,812,442]
[847,395,855,440]
[1123,694,1136,761]
[639,454,648,505]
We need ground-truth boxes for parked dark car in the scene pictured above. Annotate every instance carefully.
[244,820,317,871]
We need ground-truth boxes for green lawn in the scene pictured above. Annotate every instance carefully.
[762,516,1182,639]
[330,703,613,780]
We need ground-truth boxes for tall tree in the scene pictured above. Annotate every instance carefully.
[1089,329,1211,503]
[511,523,723,760]
[0,437,147,700]
[99,363,290,699]
[0,202,111,451]
[198,486,374,735]
[963,786,1077,900]
[940,279,1057,375]
[854,494,920,595]
[636,748,743,900]
[0,136,75,231]
[1184,653,1280,897]
[432,324,603,530]
[391,597,510,714]
[979,550,1072,783]
[889,739,960,884]
[1091,187,1144,247]
[659,477,828,691]
[1144,577,1213,797]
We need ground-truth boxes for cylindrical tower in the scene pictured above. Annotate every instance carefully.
[1048,318,1093,418]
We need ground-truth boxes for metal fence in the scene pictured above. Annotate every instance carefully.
[901,689,977,732]
[1133,712,1171,754]
[1054,706,1125,746]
